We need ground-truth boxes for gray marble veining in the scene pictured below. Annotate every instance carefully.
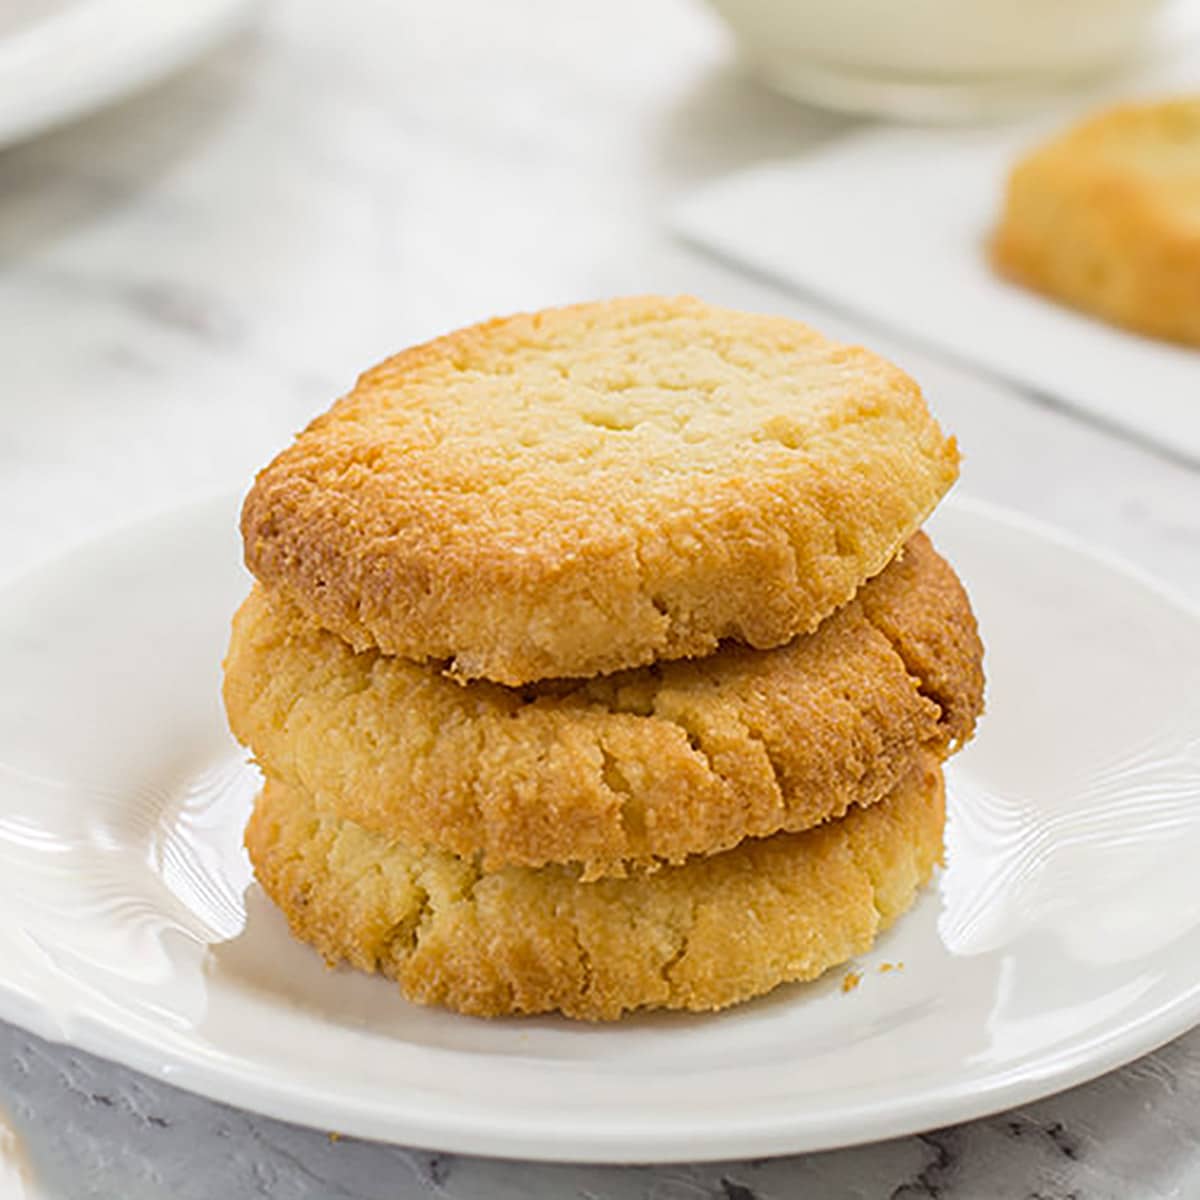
[6,1022,1200,1199]
[2,1,1199,1196]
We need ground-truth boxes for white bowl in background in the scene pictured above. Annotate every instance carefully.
[705,0,1168,120]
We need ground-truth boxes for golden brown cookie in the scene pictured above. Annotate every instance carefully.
[992,96,1200,347]
[245,754,945,1021]
[240,296,959,685]
[224,533,983,878]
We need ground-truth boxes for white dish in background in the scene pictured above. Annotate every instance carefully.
[704,0,1166,119]
[0,493,1198,1162]
[0,0,255,150]
[673,111,1200,466]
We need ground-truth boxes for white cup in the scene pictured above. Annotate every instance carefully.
[705,0,1167,120]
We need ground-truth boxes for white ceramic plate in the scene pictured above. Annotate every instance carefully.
[0,0,255,149]
[0,493,1198,1163]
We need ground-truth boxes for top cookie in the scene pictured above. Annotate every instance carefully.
[241,296,959,684]
[992,96,1200,347]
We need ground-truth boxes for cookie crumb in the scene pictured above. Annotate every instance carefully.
[842,970,862,994]
[328,1132,342,1143]
[879,961,904,973]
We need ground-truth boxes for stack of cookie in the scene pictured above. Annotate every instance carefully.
[223,296,984,1021]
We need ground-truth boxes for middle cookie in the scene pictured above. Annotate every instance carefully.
[224,532,983,879]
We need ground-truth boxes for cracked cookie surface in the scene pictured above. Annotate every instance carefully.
[245,754,945,1020]
[224,533,983,877]
[240,295,959,685]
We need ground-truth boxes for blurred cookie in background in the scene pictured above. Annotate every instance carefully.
[992,96,1200,348]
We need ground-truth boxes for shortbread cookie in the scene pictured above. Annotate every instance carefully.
[225,533,983,877]
[241,296,959,684]
[245,754,945,1020]
[992,96,1200,346]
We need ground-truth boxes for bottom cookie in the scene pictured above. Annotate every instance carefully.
[246,755,945,1021]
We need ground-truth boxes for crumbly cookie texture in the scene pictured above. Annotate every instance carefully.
[240,296,959,685]
[245,755,945,1021]
[224,533,983,878]
[992,96,1200,347]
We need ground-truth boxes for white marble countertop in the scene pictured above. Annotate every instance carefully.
[2,1,1199,1195]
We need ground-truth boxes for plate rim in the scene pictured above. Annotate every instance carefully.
[0,488,1198,1163]
[0,0,256,150]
